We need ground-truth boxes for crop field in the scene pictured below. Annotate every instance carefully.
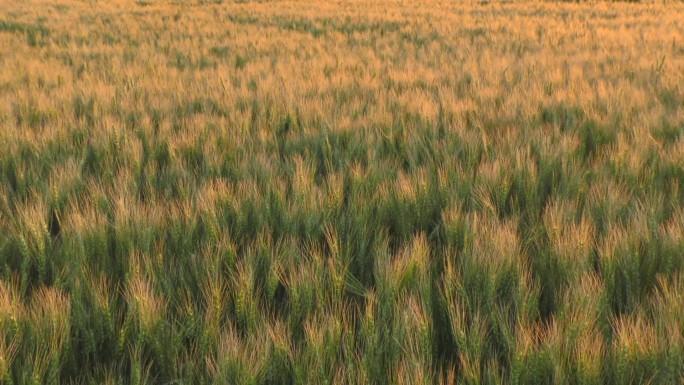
[0,0,683,384]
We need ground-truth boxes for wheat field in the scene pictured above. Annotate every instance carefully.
[0,0,683,384]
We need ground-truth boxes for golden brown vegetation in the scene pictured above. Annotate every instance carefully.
[0,0,683,384]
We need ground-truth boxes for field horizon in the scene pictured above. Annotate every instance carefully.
[1,0,683,384]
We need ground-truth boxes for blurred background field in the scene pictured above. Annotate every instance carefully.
[0,0,683,384]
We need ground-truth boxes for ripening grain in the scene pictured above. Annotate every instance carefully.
[0,0,683,383]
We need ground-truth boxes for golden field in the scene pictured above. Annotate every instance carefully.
[0,0,683,384]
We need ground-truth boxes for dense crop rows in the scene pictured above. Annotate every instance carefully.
[0,0,683,384]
